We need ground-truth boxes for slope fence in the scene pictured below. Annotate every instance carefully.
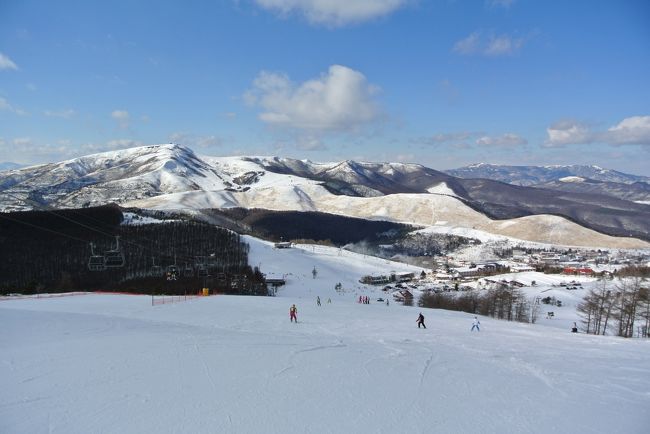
[151,292,204,306]
[0,292,91,301]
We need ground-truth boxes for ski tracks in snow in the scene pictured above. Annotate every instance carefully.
[272,339,347,379]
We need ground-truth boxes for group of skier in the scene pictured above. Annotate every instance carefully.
[315,296,331,306]
[289,300,483,332]
[358,295,371,304]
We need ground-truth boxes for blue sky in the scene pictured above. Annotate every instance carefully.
[1,0,649,174]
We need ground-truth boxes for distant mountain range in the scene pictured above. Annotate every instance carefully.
[445,163,650,204]
[445,163,650,186]
[0,144,648,248]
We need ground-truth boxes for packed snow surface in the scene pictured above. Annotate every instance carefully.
[2,239,650,434]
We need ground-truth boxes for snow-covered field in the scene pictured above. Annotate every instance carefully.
[2,239,650,433]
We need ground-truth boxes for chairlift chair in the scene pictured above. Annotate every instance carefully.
[166,264,179,279]
[150,257,163,277]
[88,243,106,271]
[166,254,179,280]
[197,263,209,277]
[104,236,125,268]
[195,256,210,277]
[183,263,194,277]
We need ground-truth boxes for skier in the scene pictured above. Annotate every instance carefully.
[359,295,362,304]
[289,304,298,323]
[327,298,331,304]
[571,322,578,333]
[317,296,321,306]
[416,312,426,329]
[386,298,389,306]
[471,316,480,332]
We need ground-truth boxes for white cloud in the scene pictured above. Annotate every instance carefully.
[0,52,18,71]
[545,116,650,147]
[78,139,144,154]
[0,97,29,116]
[545,120,592,147]
[426,132,476,144]
[487,0,516,8]
[253,0,408,26]
[169,132,223,148]
[44,109,76,119]
[476,133,527,147]
[453,32,481,55]
[296,136,327,151]
[4,138,72,162]
[106,139,144,149]
[245,65,381,133]
[484,35,524,56]
[111,110,130,129]
[605,116,650,145]
[13,137,34,147]
[394,153,415,162]
[453,31,525,56]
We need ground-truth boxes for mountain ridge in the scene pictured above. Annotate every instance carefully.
[446,163,649,186]
[0,144,648,248]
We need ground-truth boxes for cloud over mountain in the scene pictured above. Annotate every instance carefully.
[545,116,650,147]
[245,65,381,133]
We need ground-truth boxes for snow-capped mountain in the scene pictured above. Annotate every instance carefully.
[446,163,650,186]
[1,144,648,248]
[0,144,238,210]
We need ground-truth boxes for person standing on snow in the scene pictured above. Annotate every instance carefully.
[289,304,298,323]
[571,322,578,333]
[471,316,480,332]
[416,312,426,329]
[317,296,321,306]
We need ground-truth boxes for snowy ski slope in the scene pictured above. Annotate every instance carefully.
[2,238,649,434]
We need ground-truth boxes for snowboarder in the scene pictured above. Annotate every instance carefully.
[416,312,426,329]
[471,316,480,332]
[571,322,578,333]
[289,304,298,323]
[317,296,321,306]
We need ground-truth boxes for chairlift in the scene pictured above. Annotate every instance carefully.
[166,266,179,281]
[88,243,106,271]
[166,255,179,280]
[104,236,125,268]
[150,257,163,277]
[183,263,194,277]
[195,256,210,277]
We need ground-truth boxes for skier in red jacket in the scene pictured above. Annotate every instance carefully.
[289,304,298,323]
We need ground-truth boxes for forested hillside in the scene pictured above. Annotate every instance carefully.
[0,206,265,294]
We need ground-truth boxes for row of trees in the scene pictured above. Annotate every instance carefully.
[577,277,649,338]
[393,233,479,257]
[419,287,539,324]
